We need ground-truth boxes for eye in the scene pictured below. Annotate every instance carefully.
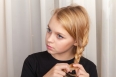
[57,34,64,39]
[47,28,51,33]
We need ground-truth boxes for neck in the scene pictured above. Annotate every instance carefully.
[51,51,75,61]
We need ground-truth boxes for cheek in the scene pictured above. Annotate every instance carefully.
[56,40,74,51]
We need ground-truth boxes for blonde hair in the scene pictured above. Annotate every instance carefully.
[53,5,89,64]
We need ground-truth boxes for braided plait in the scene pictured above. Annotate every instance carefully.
[74,27,89,63]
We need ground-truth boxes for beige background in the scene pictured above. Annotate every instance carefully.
[0,0,116,77]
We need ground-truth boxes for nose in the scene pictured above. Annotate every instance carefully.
[47,33,54,43]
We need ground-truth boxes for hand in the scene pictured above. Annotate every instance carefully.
[73,64,89,77]
[43,63,70,77]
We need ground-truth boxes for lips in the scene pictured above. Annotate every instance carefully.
[47,45,53,50]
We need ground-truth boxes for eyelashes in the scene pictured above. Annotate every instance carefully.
[47,28,51,33]
[57,34,64,39]
[47,28,64,39]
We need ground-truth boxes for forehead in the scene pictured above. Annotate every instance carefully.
[48,15,69,35]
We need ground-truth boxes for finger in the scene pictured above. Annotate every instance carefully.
[76,69,89,77]
[79,69,89,77]
[69,63,78,71]
[78,69,86,75]
[73,64,85,71]
[75,68,79,76]
[55,63,70,72]
[55,69,66,76]
[77,74,89,77]
[53,73,64,77]
[78,75,85,77]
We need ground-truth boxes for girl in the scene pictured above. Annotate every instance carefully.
[21,4,98,77]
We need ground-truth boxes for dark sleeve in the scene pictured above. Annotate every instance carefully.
[21,55,37,77]
[89,64,98,77]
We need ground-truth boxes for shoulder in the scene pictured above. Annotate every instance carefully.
[80,57,96,68]
[24,51,48,63]
[80,57,98,77]
[21,51,49,76]
[26,51,48,60]
[29,51,48,56]
[23,51,49,68]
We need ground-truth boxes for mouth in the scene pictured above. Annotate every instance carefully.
[47,45,53,50]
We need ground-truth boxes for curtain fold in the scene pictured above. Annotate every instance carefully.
[0,0,115,77]
[0,0,7,77]
[96,0,116,77]
[5,0,14,77]
[101,0,116,77]
[101,0,110,77]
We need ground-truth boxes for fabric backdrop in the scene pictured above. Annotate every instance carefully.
[0,0,115,77]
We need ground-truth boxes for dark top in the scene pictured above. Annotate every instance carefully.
[21,51,98,77]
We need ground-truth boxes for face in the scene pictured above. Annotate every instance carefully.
[45,15,76,58]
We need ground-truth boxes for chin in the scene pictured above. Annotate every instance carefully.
[47,50,55,54]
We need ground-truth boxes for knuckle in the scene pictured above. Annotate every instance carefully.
[87,73,89,76]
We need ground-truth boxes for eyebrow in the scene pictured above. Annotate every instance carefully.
[47,24,50,28]
[47,25,66,37]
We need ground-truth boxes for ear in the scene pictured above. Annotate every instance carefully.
[74,41,78,46]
